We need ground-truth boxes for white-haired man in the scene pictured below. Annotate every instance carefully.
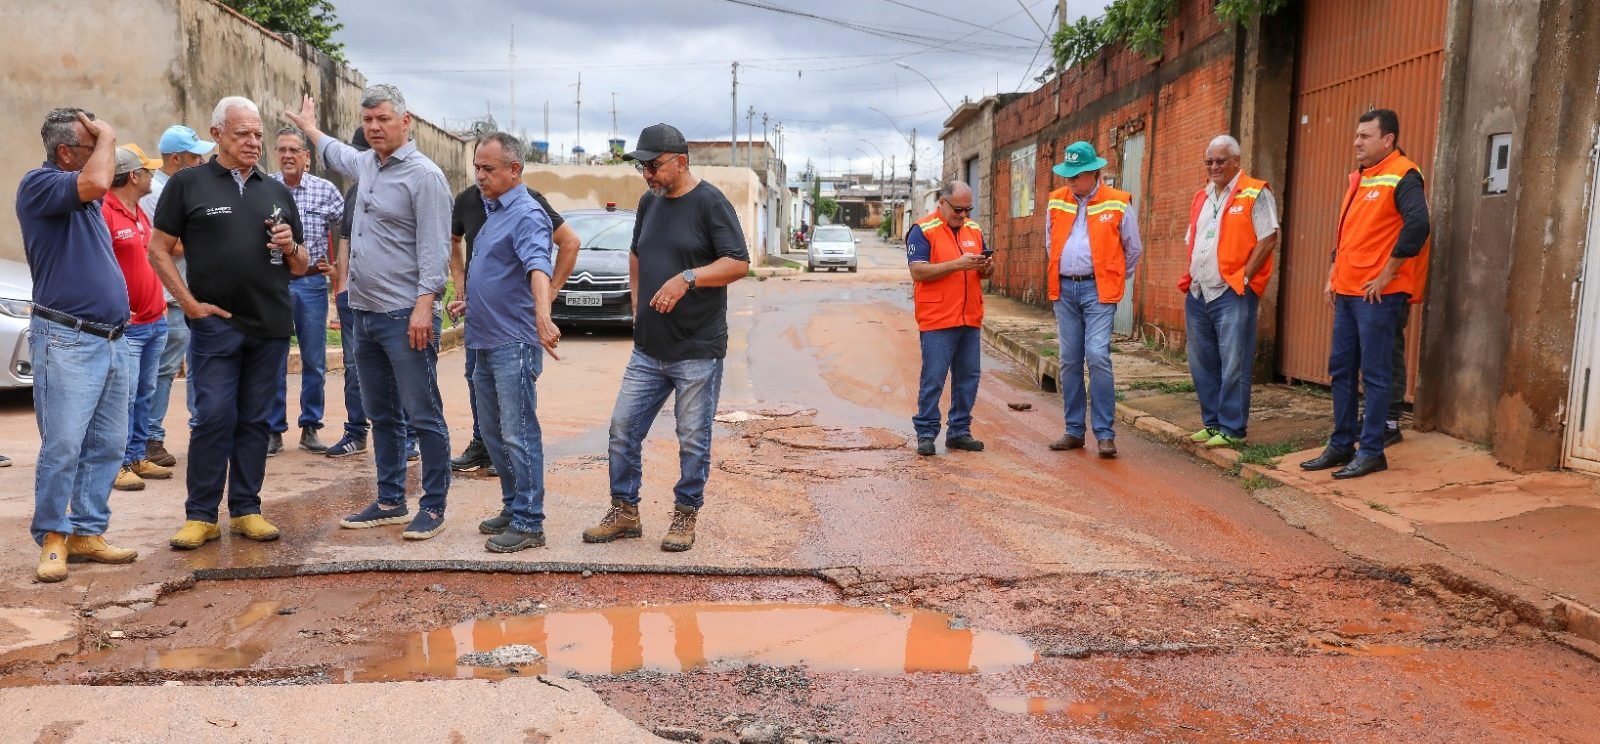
[149,96,310,550]
[1177,134,1279,448]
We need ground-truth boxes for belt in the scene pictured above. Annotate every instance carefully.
[33,306,126,340]
[1060,274,1095,282]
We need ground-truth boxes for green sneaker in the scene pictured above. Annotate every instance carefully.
[1190,427,1217,443]
[1204,432,1245,448]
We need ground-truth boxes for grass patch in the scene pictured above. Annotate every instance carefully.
[1366,501,1397,515]
[1236,440,1299,467]
[1039,347,1059,358]
[1127,379,1196,394]
[1042,332,1057,341]
[1241,473,1273,492]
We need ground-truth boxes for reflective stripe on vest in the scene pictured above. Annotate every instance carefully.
[1045,184,1132,304]
[1179,174,1273,297]
[913,211,985,331]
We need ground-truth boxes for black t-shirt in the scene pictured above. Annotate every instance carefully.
[339,183,358,240]
[631,180,749,361]
[452,185,565,270]
[154,157,303,338]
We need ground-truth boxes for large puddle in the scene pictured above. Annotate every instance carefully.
[341,603,1036,682]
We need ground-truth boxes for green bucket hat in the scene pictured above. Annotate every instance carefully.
[1052,140,1108,178]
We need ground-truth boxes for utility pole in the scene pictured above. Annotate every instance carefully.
[610,92,618,143]
[907,128,917,235]
[730,62,738,167]
[573,73,582,162]
[508,26,516,133]
[543,100,549,160]
[761,113,769,171]
[746,106,755,169]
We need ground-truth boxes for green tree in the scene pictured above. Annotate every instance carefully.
[223,0,346,63]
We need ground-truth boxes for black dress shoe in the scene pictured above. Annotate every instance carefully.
[1384,424,1403,448]
[1300,447,1354,471]
[1332,453,1388,480]
[946,435,985,452]
[266,432,283,457]
[916,438,936,456]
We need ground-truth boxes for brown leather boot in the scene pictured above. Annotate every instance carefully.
[581,499,642,543]
[661,504,698,553]
[66,535,139,564]
[146,439,177,468]
[37,533,68,582]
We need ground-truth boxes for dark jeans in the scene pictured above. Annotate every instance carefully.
[1184,289,1259,438]
[466,347,483,442]
[351,307,449,512]
[607,349,724,510]
[271,275,328,432]
[185,315,287,522]
[914,325,981,440]
[1329,293,1409,456]
[471,343,545,533]
[335,290,366,439]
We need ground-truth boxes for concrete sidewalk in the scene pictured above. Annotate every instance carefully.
[980,292,1600,648]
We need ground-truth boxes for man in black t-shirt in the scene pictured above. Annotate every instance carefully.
[581,123,749,553]
[448,183,580,474]
[149,96,311,550]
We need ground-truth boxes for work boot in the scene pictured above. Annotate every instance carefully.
[1384,422,1404,448]
[131,459,173,479]
[299,426,328,454]
[146,439,177,468]
[230,514,281,542]
[916,438,936,456]
[113,465,145,491]
[37,533,67,583]
[267,432,283,457]
[582,499,642,543]
[169,520,221,550]
[1049,434,1084,451]
[451,438,491,472]
[479,510,513,535]
[486,529,545,553]
[946,435,985,452]
[65,535,138,564]
[1097,439,1118,458]
[661,504,698,553]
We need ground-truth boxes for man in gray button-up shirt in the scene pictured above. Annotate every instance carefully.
[284,85,453,541]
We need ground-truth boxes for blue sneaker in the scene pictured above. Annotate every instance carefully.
[326,435,367,458]
[339,500,409,529]
[402,509,446,540]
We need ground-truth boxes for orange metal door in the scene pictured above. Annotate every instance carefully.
[1279,0,1447,398]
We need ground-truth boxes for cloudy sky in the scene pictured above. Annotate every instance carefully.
[334,0,1108,182]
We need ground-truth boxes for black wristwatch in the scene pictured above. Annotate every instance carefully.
[682,269,697,289]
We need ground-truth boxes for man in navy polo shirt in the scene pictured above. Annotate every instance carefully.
[15,107,139,582]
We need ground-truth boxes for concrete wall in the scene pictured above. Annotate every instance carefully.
[0,0,472,263]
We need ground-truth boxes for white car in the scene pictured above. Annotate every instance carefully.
[0,260,32,388]
[807,225,858,272]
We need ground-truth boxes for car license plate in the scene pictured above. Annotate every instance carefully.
[564,292,602,307]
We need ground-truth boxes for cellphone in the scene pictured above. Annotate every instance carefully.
[981,248,994,258]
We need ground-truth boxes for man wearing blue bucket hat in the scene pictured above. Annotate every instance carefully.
[1044,141,1143,457]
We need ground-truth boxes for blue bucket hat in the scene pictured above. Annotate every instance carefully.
[1052,140,1107,178]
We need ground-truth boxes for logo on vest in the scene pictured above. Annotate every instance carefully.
[1098,213,1115,223]
[1364,189,1381,201]
[961,240,976,248]
[1228,204,1245,214]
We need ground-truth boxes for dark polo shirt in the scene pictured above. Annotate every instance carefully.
[14,162,130,326]
[154,157,302,338]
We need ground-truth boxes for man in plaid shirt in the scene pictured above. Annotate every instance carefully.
[270,126,342,455]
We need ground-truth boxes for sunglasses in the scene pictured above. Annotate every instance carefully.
[634,155,678,175]
[943,200,973,215]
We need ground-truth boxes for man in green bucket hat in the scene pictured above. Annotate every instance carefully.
[1043,141,1143,457]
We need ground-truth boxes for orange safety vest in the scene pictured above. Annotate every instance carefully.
[1178,174,1273,296]
[1045,184,1133,304]
[1333,149,1430,303]
[911,212,985,332]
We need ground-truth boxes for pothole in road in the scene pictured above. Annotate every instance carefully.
[759,425,907,451]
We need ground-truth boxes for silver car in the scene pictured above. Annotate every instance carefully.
[807,225,858,272]
[0,259,32,388]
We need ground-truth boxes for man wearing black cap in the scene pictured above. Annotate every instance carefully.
[581,123,750,553]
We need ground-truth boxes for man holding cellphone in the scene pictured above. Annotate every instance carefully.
[906,181,992,456]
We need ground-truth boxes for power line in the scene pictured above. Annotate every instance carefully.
[712,0,1036,55]
[876,0,1036,42]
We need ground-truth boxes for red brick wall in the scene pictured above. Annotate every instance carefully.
[988,0,1234,345]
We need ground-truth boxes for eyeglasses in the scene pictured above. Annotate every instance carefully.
[64,144,94,152]
[634,155,677,175]
[1203,158,1234,167]
[943,200,973,214]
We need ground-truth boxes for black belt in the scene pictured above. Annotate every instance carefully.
[33,306,126,340]
[1060,274,1095,282]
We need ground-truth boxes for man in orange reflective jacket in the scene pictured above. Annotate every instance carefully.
[907,181,992,457]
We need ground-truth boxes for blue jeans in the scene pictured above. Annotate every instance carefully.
[28,316,130,543]
[607,349,724,510]
[1185,289,1259,438]
[351,308,448,512]
[185,316,287,522]
[1330,293,1408,456]
[1055,277,1118,441]
[122,317,168,465]
[466,348,483,442]
[271,275,328,432]
[471,343,545,533]
[914,326,981,440]
[336,291,415,445]
[146,305,194,442]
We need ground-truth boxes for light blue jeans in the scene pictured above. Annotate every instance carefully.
[29,315,130,543]
[607,349,724,510]
[1054,277,1118,441]
[146,304,194,443]
[122,317,167,465]
[471,343,545,533]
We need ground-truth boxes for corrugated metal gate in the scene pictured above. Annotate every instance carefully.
[1279,0,1447,397]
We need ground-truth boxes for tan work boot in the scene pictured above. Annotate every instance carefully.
[131,459,173,480]
[661,504,698,553]
[66,535,138,564]
[230,514,281,542]
[37,532,68,583]
[169,520,221,550]
[581,499,642,543]
[113,465,145,491]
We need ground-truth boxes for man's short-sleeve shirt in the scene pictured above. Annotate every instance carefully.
[453,184,565,271]
[101,197,165,324]
[631,181,749,361]
[14,162,129,326]
[154,157,302,338]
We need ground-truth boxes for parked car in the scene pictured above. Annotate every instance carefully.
[551,205,637,328]
[0,259,32,388]
[807,224,858,272]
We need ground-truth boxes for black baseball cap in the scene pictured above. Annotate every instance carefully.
[350,126,370,152]
[623,123,688,162]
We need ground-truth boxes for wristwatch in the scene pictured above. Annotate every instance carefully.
[682,269,697,289]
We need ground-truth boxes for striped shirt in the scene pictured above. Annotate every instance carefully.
[271,171,345,264]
